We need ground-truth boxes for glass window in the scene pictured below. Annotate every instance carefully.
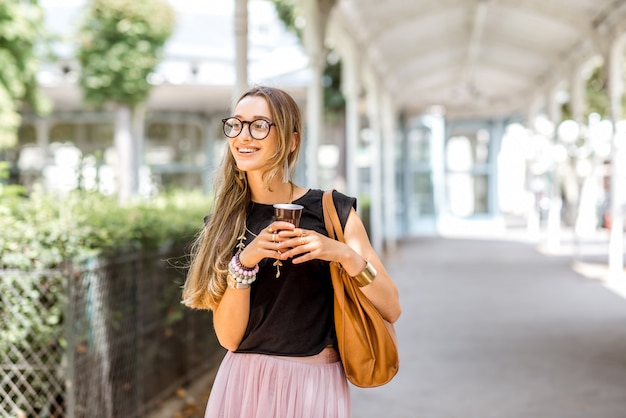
[50,123,76,143]
[413,173,435,216]
[446,174,489,216]
[408,128,431,164]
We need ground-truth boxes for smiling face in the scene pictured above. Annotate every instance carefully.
[226,87,302,189]
[228,95,279,177]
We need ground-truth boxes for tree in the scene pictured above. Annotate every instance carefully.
[585,65,611,119]
[271,0,345,118]
[0,0,50,150]
[77,0,174,203]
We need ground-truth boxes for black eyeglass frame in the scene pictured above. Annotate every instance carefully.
[221,117,276,140]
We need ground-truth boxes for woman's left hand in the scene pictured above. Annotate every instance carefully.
[275,228,343,264]
[276,208,401,323]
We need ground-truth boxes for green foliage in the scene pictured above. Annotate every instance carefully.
[0,189,211,414]
[323,58,346,120]
[561,63,626,121]
[269,0,346,121]
[77,0,175,106]
[0,161,27,196]
[1,272,66,356]
[585,65,611,119]
[0,0,51,149]
[272,0,300,34]
[0,189,212,270]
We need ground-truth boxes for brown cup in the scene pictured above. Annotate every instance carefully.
[273,203,304,227]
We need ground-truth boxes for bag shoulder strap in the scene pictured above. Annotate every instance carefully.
[322,190,345,243]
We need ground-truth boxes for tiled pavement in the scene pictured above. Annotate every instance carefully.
[351,233,626,418]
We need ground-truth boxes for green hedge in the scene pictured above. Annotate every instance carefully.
[0,188,212,270]
[0,188,212,415]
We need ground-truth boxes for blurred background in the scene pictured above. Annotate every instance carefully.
[1,0,626,417]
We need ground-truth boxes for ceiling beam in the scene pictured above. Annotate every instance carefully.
[460,0,491,85]
[361,0,468,44]
[378,31,468,75]
[390,51,535,91]
[380,24,559,81]
[487,29,561,58]
[498,0,597,42]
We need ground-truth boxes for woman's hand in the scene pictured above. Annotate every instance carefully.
[275,228,347,264]
[238,221,298,268]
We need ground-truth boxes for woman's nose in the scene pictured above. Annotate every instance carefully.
[240,122,254,140]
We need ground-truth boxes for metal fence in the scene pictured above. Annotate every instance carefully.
[1,248,222,418]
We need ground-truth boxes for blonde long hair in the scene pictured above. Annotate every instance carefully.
[182,86,302,310]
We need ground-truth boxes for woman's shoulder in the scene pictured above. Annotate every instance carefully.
[294,189,357,217]
[296,188,356,209]
[331,190,357,210]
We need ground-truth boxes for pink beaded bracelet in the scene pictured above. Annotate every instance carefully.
[227,252,259,285]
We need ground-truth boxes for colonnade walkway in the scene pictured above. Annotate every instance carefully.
[352,230,626,418]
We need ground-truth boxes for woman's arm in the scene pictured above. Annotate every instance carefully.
[212,221,292,351]
[339,208,402,323]
[212,288,250,351]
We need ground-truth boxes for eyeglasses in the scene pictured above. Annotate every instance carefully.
[222,117,276,140]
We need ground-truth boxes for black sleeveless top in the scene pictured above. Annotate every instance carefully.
[234,189,356,356]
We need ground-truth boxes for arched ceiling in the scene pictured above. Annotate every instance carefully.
[329,0,626,121]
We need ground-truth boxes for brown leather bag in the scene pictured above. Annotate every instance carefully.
[322,190,399,388]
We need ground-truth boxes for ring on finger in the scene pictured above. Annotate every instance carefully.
[272,233,277,243]
[268,226,274,233]
[300,236,306,245]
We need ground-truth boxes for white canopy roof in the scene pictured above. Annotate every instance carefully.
[329,0,626,120]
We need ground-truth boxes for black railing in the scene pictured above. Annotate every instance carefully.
[1,248,222,418]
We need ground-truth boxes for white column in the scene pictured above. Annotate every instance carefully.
[569,67,590,253]
[570,68,585,125]
[525,95,543,130]
[489,120,505,218]
[203,118,218,195]
[607,36,625,279]
[546,87,563,250]
[364,70,383,253]
[381,90,397,252]
[35,118,50,154]
[234,0,248,104]
[525,97,543,238]
[428,114,446,228]
[300,0,326,188]
[115,104,133,204]
[339,41,360,199]
[306,57,323,189]
[131,103,145,196]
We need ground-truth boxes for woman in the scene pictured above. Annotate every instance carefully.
[182,86,401,418]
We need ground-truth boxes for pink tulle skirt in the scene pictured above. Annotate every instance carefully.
[205,347,351,418]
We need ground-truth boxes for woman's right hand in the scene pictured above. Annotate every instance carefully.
[238,221,297,267]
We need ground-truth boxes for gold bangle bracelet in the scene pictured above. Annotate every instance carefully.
[352,261,377,287]
[227,273,251,290]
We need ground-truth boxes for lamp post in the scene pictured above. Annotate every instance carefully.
[532,115,563,251]
[541,119,577,252]
[608,120,625,279]
[574,115,611,240]
[525,132,552,239]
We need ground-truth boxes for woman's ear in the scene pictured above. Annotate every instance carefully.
[290,132,299,152]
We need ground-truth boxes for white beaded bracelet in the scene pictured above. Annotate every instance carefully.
[227,252,259,286]
[227,273,251,289]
